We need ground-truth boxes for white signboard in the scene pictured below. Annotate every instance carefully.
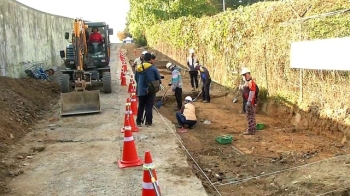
[290,37,350,71]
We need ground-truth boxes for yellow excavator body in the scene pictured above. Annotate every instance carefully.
[59,19,101,116]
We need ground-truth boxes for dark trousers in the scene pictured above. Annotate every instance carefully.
[176,111,197,128]
[136,93,155,124]
[202,79,211,102]
[243,99,247,113]
[175,87,182,110]
[189,71,198,88]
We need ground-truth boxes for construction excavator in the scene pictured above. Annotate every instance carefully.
[59,19,113,116]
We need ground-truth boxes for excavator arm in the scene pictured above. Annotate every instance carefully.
[71,19,91,91]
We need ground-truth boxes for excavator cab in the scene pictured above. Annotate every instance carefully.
[58,19,113,116]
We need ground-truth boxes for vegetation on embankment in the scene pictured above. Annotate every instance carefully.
[142,0,350,127]
[125,0,265,45]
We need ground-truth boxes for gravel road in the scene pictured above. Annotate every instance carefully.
[5,43,208,196]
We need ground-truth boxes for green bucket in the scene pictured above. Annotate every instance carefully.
[256,123,265,130]
[216,135,233,144]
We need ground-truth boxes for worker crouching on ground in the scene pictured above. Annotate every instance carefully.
[241,67,257,135]
[195,63,211,103]
[135,53,162,126]
[166,62,183,111]
[176,96,197,132]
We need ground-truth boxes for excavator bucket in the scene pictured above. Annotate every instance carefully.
[60,90,101,116]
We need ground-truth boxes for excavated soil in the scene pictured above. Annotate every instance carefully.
[0,76,60,193]
[123,44,349,196]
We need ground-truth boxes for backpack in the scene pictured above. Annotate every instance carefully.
[141,63,160,94]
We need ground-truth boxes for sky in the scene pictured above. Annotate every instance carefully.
[16,0,130,43]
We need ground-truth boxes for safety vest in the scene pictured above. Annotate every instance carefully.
[183,103,197,121]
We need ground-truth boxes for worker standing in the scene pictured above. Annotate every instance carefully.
[166,62,183,110]
[134,53,162,126]
[131,50,147,74]
[239,79,248,114]
[150,53,157,63]
[187,49,199,91]
[176,96,197,132]
[241,67,257,135]
[241,77,260,114]
[195,63,211,103]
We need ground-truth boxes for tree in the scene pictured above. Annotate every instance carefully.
[126,0,220,45]
[116,31,127,41]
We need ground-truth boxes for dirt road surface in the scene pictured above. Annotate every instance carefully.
[4,44,208,196]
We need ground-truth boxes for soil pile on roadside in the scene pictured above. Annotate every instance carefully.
[0,76,60,193]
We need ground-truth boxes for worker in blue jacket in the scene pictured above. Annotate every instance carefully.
[135,53,162,126]
[195,63,211,103]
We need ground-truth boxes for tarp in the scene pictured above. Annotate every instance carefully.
[123,37,133,41]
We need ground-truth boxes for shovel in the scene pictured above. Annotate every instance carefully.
[141,106,158,125]
[193,91,202,102]
[233,80,245,103]
[141,110,146,124]
[232,88,241,103]
[155,86,170,108]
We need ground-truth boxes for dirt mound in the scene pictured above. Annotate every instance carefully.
[0,76,60,193]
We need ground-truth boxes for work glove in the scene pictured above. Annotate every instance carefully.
[159,84,165,91]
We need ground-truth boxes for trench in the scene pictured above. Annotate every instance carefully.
[125,45,350,196]
[152,52,348,196]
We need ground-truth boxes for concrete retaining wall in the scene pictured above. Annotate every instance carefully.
[0,0,73,78]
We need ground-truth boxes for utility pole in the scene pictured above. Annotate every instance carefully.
[223,0,226,11]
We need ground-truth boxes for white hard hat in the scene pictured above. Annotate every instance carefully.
[189,49,195,54]
[241,67,251,75]
[142,51,148,55]
[185,96,192,102]
[166,62,173,69]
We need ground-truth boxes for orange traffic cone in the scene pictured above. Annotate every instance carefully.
[127,75,134,93]
[129,110,139,132]
[121,98,139,133]
[122,61,128,72]
[130,93,138,116]
[131,84,137,97]
[121,69,127,86]
[122,62,127,72]
[130,83,136,95]
[119,66,124,81]
[142,151,161,196]
[117,120,143,168]
[121,99,131,132]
